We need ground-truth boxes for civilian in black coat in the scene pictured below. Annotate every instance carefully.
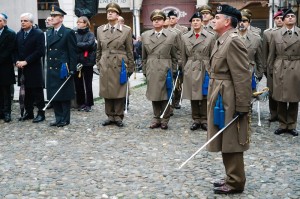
[15,13,46,123]
[75,16,96,112]
[0,14,16,122]
[46,6,77,127]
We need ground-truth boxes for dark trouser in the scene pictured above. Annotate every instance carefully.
[24,87,45,115]
[152,100,170,124]
[52,100,71,123]
[269,92,278,120]
[172,75,183,107]
[74,66,94,106]
[104,98,124,122]
[191,99,207,124]
[277,101,299,129]
[0,85,12,114]
[222,152,246,191]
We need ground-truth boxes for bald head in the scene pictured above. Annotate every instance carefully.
[118,16,124,25]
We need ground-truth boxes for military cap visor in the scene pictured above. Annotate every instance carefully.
[216,4,242,21]
[198,5,212,13]
[106,3,122,15]
[151,10,166,21]
[0,13,8,19]
[50,5,67,15]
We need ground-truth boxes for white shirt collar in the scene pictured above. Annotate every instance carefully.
[55,25,62,32]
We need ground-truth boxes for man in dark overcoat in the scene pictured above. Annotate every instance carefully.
[15,13,46,123]
[0,13,16,123]
[46,5,77,127]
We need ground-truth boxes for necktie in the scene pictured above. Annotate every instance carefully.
[54,30,58,36]
[287,30,292,37]
[195,33,199,39]
[111,26,115,33]
[24,32,28,39]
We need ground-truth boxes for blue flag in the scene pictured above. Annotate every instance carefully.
[166,68,173,99]
[120,58,127,85]
[60,63,69,79]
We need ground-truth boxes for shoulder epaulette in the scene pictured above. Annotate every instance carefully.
[229,33,238,38]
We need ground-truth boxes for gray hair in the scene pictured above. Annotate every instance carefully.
[223,15,238,28]
[20,13,34,23]
[0,13,7,22]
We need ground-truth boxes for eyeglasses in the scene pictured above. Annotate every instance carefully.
[285,14,295,18]
[21,20,29,22]
[241,20,249,23]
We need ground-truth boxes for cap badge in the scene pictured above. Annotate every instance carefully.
[52,5,55,12]
[217,6,222,13]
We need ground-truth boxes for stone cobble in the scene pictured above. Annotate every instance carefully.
[0,78,299,198]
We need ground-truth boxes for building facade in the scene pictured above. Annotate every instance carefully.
[2,0,299,35]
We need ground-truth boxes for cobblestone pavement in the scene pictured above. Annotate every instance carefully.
[1,78,300,198]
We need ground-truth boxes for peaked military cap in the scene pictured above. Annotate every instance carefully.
[273,10,283,19]
[241,9,252,21]
[282,8,295,20]
[216,4,242,22]
[198,5,212,14]
[150,9,166,21]
[189,12,203,22]
[167,10,177,18]
[50,5,67,15]
[106,2,122,15]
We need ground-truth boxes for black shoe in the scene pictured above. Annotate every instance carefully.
[274,128,286,135]
[115,121,124,127]
[213,179,225,187]
[201,123,208,131]
[19,112,34,121]
[214,184,243,194]
[4,113,11,123]
[174,104,181,109]
[32,115,45,123]
[288,129,298,136]
[161,123,168,130]
[190,123,201,131]
[102,120,114,126]
[49,121,59,127]
[57,121,70,127]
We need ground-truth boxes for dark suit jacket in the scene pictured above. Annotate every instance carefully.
[46,25,77,101]
[0,26,16,85]
[15,27,45,88]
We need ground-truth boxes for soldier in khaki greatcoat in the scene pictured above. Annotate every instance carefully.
[142,10,178,130]
[198,5,215,33]
[96,3,134,127]
[207,4,252,194]
[268,9,300,136]
[237,10,264,83]
[241,9,262,35]
[262,10,284,122]
[168,10,187,111]
[181,12,215,131]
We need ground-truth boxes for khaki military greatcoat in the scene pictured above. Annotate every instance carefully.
[96,24,134,99]
[181,29,215,100]
[207,29,252,153]
[241,32,263,79]
[268,27,300,102]
[142,29,178,101]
